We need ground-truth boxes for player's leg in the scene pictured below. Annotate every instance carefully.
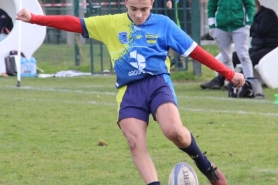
[116,81,160,185]
[155,103,211,171]
[155,103,227,185]
[119,118,158,184]
[155,103,191,147]
[150,74,227,185]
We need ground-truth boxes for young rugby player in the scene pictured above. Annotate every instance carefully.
[16,1,245,184]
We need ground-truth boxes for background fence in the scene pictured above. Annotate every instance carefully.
[37,0,209,75]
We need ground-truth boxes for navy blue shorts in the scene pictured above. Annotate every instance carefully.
[116,74,178,124]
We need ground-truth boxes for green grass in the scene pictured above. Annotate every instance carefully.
[1,44,278,184]
[1,76,278,185]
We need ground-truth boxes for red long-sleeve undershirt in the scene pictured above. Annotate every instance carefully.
[189,45,235,81]
[30,13,83,34]
[30,14,235,80]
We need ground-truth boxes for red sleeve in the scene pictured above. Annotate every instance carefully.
[189,45,235,81]
[30,14,83,34]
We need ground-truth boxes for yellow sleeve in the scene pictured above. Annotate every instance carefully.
[83,14,114,45]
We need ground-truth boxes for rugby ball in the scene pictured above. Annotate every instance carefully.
[168,162,199,185]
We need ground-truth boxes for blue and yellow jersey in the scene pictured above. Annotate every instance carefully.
[81,13,197,88]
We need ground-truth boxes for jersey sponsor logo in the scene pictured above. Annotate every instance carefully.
[118,32,128,44]
[146,34,158,44]
[128,50,153,76]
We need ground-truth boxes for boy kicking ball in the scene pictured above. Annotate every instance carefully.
[16,0,244,184]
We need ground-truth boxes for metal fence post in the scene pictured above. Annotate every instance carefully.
[191,0,202,76]
[88,0,94,74]
[74,0,80,66]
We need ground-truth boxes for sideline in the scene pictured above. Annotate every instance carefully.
[2,97,277,117]
[2,85,278,117]
[2,85,274,104]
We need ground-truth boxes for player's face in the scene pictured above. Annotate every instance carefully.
[125,0,153,25]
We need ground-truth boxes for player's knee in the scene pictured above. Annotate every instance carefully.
[125,134,138,151]
[164,127,183,142]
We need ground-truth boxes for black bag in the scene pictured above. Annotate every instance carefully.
[9,50,26,57]
[227,78,265,99]
[4,56,17,76]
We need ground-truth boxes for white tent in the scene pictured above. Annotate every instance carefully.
[0,0,46,75]
[259,0,278,16]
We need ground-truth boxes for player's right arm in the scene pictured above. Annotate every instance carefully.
[16,8,83,34]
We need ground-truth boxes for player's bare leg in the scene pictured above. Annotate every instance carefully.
[156,102,191,147]
[119,118,158,184]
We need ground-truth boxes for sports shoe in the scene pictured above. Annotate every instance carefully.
[200,78,223,89]
[204,163,227,185]
[200,74,226,90]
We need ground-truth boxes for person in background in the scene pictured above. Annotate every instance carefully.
[201,0,255,89]
[154,0,172,15]
[0,8,13,40]
[16,0,245,184]
[232,0,278,68]
[154,0,184,68]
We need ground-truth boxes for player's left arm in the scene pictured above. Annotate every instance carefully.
[166,18,234,81]
[189,45,234,81]
[189,46,245,88]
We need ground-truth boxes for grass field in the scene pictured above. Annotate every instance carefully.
[1,44,278,185]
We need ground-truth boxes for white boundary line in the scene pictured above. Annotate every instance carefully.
[2,85,274,104]
[177,95,273,103]
[3,85,116,95]
[180,107,278,117]
[1,84,278,117]
[3,97,278,117]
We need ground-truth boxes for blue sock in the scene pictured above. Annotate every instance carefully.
[147,181,160,185]
[179,133,211,174]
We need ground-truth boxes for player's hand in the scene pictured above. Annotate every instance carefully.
[166,0,172,9]
[16,8,32,22]
[230,72,245,88]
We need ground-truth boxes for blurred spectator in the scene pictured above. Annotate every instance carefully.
[201,0,255,90]
[0,8,13,34]
[153,1,185,68]
[233,0,278,68]
[154,0,172,15]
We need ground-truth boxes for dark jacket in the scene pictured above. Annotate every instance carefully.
[251,6,278,50]
[0,9,13,34]
[208,0,255,32]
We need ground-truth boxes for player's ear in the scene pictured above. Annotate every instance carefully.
[151,0,154,6]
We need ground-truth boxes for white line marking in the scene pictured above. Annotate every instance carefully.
[3,85,273,104]
[177,95,273,103]
[10,97,116,106]
[3,85,117,95]
[4,96,278,117]
[180,108,278,117]
[258,169,278,174]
